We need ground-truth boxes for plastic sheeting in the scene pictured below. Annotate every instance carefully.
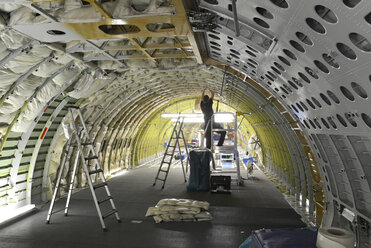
[110,0,175,18]
[0,75,44,114]
[97,60,124,71]
[8,7,48,26]
[13,67,81,132]
[0,3,22,12]
[0,28,31,49]
[4,46,52,74]
[67,71,116,99]
[0,69,22,94]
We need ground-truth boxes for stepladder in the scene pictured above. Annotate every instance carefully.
[46,106,121,231]
[153,117,189,189]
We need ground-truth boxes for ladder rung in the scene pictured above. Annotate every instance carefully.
[89,169,103,175]
[102,209,117,219]
[93,182,107,190]
[156,178,165,181]
[159,169,168,173]
[168,145,175,148]
[85,156,98,161]
[51,208,65,215]
[162,161,170,164]
[98,196,113,204]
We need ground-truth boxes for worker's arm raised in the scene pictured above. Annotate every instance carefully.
[201,88,206,102]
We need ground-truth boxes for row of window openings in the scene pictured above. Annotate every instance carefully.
[100,138,132,152]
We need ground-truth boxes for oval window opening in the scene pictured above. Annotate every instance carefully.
[343,0,361,8]
[279,56,291,66]
[99,25,140,35]
[205,0,219,4]
[270,0,289,8]
[362,113,371,128]
[336,42,357,60]
[340,86,355,101]
[296,32,313,46]
[283,49,297,60]
[314,60,329,74]
[146,23,175,32]
[47,30,66,35]
[321,118,330,129]
[322,53,340,68]
[351,82,368,98]
[320,93,332,105]
[306,17,326,34]
[256,7,274,19]
[349,33,371,52]
[315,5,338,23]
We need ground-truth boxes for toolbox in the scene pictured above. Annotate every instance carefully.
[210,175,231,192]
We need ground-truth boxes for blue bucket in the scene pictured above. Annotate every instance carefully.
[243,158,254,164]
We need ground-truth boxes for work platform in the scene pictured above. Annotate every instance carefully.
[0,166,305,248]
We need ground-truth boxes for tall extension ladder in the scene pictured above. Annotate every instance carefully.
[153,117,188,189]
[46,106,121,231]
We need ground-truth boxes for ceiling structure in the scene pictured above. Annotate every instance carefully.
[0,0,370,246]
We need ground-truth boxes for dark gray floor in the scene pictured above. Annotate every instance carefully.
[0,167,305,248]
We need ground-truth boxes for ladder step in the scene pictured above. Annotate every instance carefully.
[159,169,169,173]
[102,209,117,219]
[85,156,98,161]
[89,169,103,175]
[93,182,107,190]
[98,196,113,204]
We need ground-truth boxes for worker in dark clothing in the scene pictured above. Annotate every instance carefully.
[200,88,226,149]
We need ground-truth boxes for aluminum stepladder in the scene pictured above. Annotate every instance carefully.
[46,106,121,231]
[153,117,189,189]
[211,112,242,185]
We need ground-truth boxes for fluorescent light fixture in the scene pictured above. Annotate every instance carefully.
[0,204,36,224]
[214,113,234,123]
[170,118,204,123]
[161,113,203,118]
